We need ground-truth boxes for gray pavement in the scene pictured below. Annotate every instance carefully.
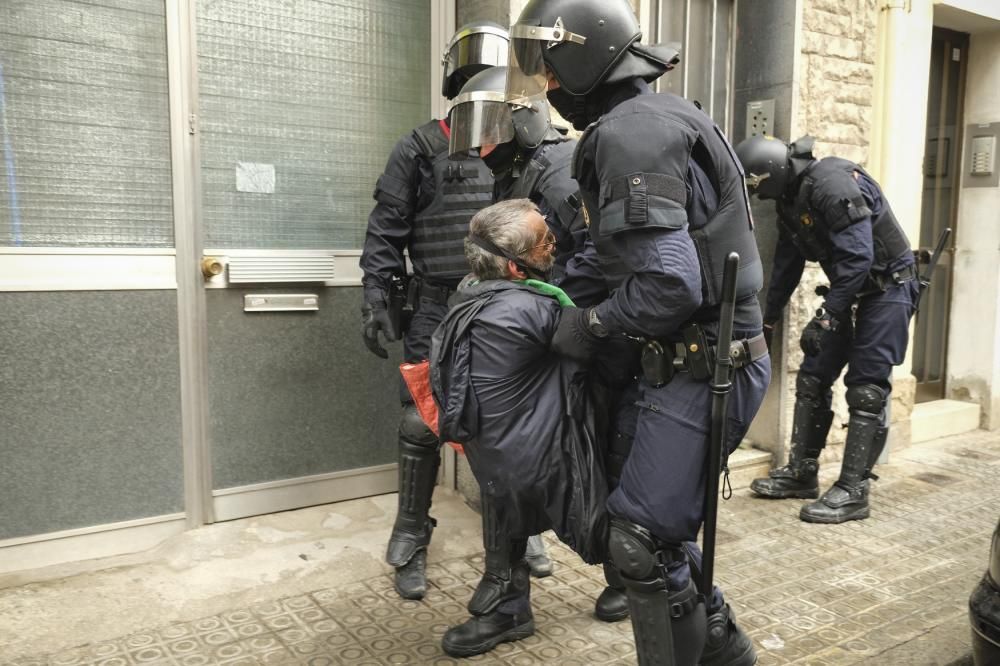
[1,428,997,665]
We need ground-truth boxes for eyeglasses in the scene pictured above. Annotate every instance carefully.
[520,230,556,255]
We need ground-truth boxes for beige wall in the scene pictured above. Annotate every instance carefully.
[947,28,1000,428]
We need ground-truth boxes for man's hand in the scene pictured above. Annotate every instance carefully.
[361,302,397,359]
[550,307,607,361]
[799,308,844,357]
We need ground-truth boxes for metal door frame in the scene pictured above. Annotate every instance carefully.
[166,0,453,528]
[641,0,738,135]
[913,26,967,403]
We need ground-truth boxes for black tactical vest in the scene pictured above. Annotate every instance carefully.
[777,157,911,273]
[573,93,764,312]
[506,139,582,232]
[409,121,494,285]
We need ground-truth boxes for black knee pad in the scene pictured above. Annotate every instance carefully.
[608,519,660,581]
[398,404,437,447]
[846,384,887,417]
[608,518,684,583]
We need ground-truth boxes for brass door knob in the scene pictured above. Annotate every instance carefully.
[201,256,224,278]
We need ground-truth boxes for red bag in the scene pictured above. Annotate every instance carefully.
[399,360,464,454]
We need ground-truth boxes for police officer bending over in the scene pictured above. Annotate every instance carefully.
[508,1,771,664]
[735,135,919,524]
[360,21,551,600]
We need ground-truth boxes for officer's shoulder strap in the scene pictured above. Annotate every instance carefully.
[570,121,601,180]
[411,120,449,160]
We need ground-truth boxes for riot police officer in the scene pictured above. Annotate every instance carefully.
[447,65,587,278]
[361,21,557,601]
[735,135,919,524]
[437,68,624,656]
[507,1,770,664]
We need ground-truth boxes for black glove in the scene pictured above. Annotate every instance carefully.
[762,322,775,352]
[361,302,397,359]
[551,307,607,361]
[799,308,844,357]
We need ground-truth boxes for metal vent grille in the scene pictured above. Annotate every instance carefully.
[227,255,335,283]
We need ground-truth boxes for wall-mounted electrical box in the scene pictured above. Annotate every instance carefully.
[745,99,775,138]
[964,122,1000,188]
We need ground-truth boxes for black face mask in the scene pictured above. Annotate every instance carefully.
[546,88,590,131]
[481,141,518,176]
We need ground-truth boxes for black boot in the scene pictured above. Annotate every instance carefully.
[751,373,833,499]
[799,481,869,524]
[595,562,630,622]
[444,556,533,658]
[393,549,428,600]
[801,384,888,524]
[385,408,441,600]
[441,607,535,658]
[700,604,757,666]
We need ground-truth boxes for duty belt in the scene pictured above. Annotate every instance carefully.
[860,263,918,296]
[419,281,454,305]
[672,334,769,372]
[640,330,768,388]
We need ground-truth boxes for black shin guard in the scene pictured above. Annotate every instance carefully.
[609,519,707,665]
[752,373,833,498]
[842,384,890,486]
[469,495,529,616]
[789,372,835,465]
[386,406,440,568]
[801,385,888,524]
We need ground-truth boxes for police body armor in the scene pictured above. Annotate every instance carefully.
[409,121,494,286]
[776,157,911,274]
[504,138,584,268]
[573,93,763,315]
[507,139,581,225]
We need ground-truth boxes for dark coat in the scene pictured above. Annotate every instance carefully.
[430,280,609,563]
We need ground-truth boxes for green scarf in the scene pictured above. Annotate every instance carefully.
[521,279,576,308]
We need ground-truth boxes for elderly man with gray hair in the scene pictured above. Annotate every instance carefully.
[430,198,609,657]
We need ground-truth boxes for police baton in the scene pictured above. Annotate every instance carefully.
[702,252,740,597]
[915,227,951,311]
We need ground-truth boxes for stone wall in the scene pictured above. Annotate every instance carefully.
[797,0,878,165]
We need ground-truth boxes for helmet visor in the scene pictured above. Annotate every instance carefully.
[506,25,548,105]
[506,18,587,104]
[443,28,510,95]
[447,92,515,159]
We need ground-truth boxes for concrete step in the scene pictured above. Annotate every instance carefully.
[726,446,773,489]
[911,399,981,443]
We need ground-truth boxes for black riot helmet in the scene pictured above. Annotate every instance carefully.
[505,0,679,104]
[441,21,510,100]
[734,135,792,200]
[735,134,818,200]
[447,66,554,162]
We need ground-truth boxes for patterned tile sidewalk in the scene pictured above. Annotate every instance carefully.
[6,430,997,665]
